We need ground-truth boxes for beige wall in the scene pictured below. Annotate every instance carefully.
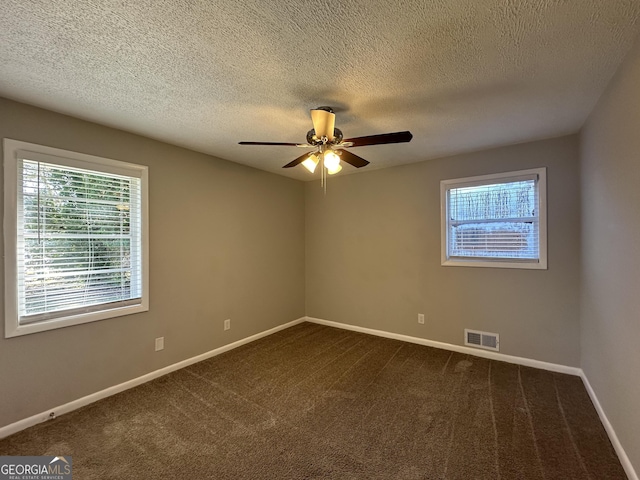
[0,97,305,427]
[580,37,640,472]
[306,136,581,366]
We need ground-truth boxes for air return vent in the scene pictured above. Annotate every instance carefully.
[464,329,500,351]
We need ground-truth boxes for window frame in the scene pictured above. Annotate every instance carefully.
[440,167,547,270]
[3,138,149,338]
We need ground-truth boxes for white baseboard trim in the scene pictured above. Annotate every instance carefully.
[305,316,637,478]
[0,317,306,440]
[580,371,638,480]
[305,316,581,375]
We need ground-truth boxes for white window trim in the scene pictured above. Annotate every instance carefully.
[440,167,547,270]
[3,138,149,338]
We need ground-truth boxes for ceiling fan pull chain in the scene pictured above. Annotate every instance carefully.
[323,153,328,194]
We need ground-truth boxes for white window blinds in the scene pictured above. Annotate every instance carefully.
[448,177,538,260]
[16,157,143,325]
[441,168,547,269]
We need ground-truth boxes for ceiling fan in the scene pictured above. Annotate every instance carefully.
[239,107,413,176]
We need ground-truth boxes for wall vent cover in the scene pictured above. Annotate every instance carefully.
[464,329,500,351]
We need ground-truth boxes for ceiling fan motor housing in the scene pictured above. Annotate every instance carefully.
[307,128,343,145]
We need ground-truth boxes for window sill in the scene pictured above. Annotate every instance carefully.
[5,303,149,338]
[441,258,548,270]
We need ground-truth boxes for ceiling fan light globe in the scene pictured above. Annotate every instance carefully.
[327,164,342,175]
[323,150,340,170]
[302,154,319,173]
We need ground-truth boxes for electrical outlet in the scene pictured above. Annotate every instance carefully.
[224,319,231,331]
[418,313,425,325]
[155,337,164,351]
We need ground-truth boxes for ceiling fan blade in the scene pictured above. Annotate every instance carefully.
[283,152,313,168]
[238,141,300,146]
[344,131,413,147]
[310,108,336,140]
[338,149,370,168]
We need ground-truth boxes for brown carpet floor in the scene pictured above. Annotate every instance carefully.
[0,322,627,479]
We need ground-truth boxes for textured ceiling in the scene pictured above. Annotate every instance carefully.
[1,1,640,181]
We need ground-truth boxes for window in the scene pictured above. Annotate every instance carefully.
[440,168,547,269]
[4,139,148,337]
